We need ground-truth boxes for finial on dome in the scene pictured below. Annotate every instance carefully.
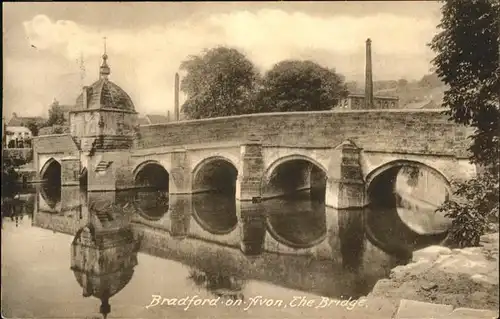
[100,36,110,80]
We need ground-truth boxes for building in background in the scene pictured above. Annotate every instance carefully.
[7,112,46,128]
[4,126,33,148]
[338,94,399,110]
[4,112,46,148]
[137,114,171,125]
[336,38,399,110]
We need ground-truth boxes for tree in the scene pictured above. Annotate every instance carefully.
[180,47,259,119]
[430,0,499,170]
[255,60,348,113]
[45,99,66,127]
[431,0,499,247]
[25,119,41,136]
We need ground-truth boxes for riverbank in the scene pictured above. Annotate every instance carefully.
[363,231,499,318]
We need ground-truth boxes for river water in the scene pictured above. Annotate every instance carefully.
[2,184,448,319]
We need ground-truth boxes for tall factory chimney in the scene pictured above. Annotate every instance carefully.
[365,38,374,109]
[174,73,180,121]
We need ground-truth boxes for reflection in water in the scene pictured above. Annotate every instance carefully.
[2,184,456,318]
[264,192,327,248]
[369,165,452,235]
[338,210,365,272]
[239,210,267,256]
[1,192,35,227]
[188,268,245,300]
[40,182,61,210]
[365,205,447,259]
[70,201,140,318]
[132,190,169,221]
[192,192,238,235]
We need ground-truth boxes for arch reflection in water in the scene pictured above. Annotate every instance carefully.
[365,205,448,260]
[367,161,452,235]
[263,192,327,249]
[192,192,238,235]
[39,182,62,211]
[70,212,140,318]
[131,190,169,221]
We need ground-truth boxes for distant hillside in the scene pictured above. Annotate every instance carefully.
[345,73,447,109]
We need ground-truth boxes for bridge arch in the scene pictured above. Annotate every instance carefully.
[133,160,170,191]
[40,158,61,185]
[366,159,452,209]
[191,156,238,195]
[261,154,328,200]
[366,160,452,190]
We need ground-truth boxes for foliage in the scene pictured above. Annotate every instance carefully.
[430,0,500,247]
[437,171,499,247]
[255,60,348,112]
[180,46,259,119]
[25,119,42,136]
[1,154,27,198]
[45,100,66,127]
[430,0,500,170]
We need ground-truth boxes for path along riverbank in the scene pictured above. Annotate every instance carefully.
[361,231,499,318]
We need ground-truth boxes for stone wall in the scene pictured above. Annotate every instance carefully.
[137,109,472,158]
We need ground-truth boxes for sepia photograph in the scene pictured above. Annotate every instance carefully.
[2,1,499,318]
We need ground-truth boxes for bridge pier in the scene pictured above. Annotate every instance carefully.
[169,149,192,195]
[326,141,368,209]
[61,157,81,186]
[235,135,264,202]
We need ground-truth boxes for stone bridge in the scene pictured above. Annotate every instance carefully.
[33,108,475,209]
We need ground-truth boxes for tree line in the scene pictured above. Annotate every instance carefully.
[179,47,349,119]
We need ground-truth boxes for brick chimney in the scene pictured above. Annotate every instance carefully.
[365,38,374,109]
[174,73,180,121]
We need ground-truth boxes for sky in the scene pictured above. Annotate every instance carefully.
[3,1,443,118]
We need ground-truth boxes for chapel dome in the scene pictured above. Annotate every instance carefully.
[74,51,135,112]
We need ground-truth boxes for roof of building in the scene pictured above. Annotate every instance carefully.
[74,53,135,112]
[7,113,46,127]
[137,117,150,125]
[33,133,79,154]
[145,114,170,124]
[74,78,135,112]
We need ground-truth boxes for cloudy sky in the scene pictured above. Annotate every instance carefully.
[3,2,442,118]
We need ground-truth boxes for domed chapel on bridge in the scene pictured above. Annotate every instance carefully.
[32,39,475,210]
